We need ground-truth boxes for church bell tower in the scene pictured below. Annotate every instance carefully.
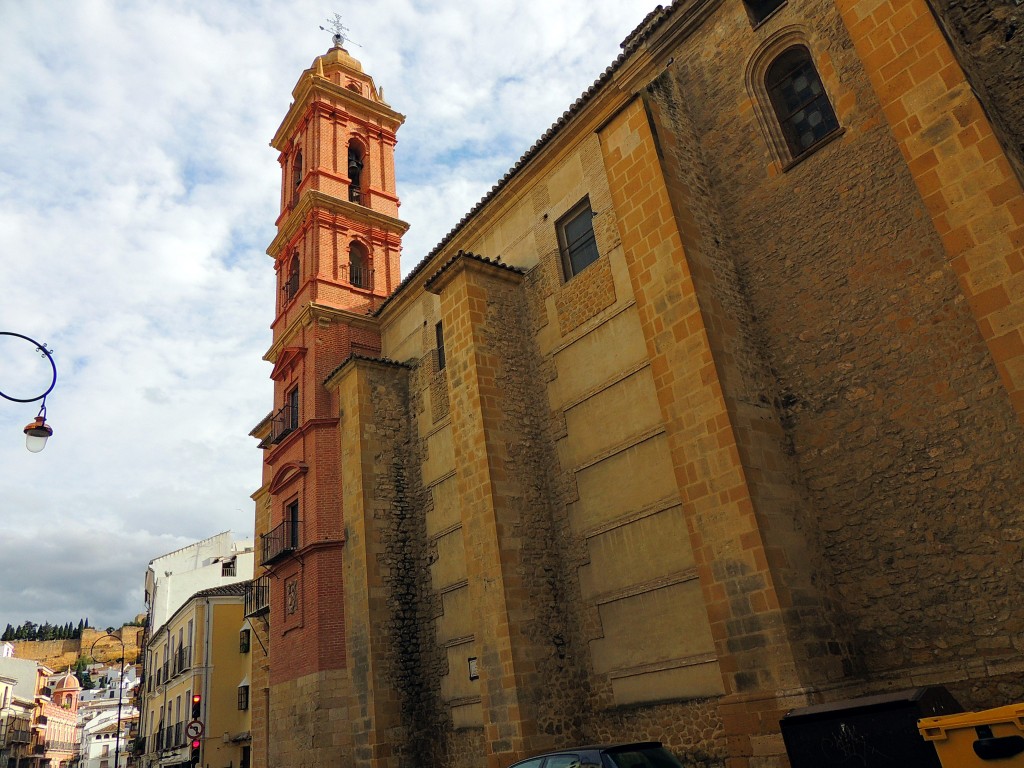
[253,34,408,768]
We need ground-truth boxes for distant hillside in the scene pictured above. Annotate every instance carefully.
[6,626,144,670]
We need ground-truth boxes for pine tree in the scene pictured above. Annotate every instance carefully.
[1,624,12,641]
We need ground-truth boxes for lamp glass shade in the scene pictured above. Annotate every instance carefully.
[24,418,52,453]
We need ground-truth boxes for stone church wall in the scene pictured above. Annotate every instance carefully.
[664,0,1024,705]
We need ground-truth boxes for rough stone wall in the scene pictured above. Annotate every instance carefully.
[482,266,595,746]
[268,669,354,768]
[8,626,143,670]
[671,0,1024,698]
[366,361,444,768]
[643,70,857,687]
[926,0,1024,184]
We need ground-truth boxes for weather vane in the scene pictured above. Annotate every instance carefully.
[320,14,360,48]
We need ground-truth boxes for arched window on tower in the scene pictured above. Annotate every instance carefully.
[284,252,300,302]
[348,241,371,289]
[348,142,365,205]
[291,150,303,205]
[766,46,839,160]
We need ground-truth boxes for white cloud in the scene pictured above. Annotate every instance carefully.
[0,0,654,629]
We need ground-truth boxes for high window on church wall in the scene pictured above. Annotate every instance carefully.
[765,46,839,160]
[348,141,365,204]
[744,0,786,25]
[557,197,601,280]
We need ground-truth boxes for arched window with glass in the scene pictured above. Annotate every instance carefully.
[766,46,839,160]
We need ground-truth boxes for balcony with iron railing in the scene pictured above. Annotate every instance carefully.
[173,645,192,676]
[244,575,271,618]
[9,718,31,744]
[35,686,52,702]
[33,715,47,729]
[262,403,298,448]
[261,519,301,566]
[348,261,373,290]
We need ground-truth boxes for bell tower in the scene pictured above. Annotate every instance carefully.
[253,37,408,768]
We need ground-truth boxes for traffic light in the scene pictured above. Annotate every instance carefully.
[190,738,201,766]
[191,693,201,719]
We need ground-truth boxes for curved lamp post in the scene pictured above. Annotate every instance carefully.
[88,633,126,768]
[0,331,57,452]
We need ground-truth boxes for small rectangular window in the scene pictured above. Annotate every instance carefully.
[287,500,300,549]
[221,557,236,577]
[239,629,251,654]
[287,386,299,431]
[435,322,446,370]
[237,685,250,711]
[745,0,786,25]
[557,198,600,279]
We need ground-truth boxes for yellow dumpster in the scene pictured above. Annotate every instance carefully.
[919,704,1024,766]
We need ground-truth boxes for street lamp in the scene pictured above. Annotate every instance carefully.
[0,331,57,452]
[88,633,126,768]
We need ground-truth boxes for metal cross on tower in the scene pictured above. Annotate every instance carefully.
[320,14,351,47]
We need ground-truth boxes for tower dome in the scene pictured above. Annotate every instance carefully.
[55,669,81,692]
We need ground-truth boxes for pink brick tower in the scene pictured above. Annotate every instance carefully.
[255,36,407,767]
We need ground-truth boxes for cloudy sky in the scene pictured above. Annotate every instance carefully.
[0,1,655,631]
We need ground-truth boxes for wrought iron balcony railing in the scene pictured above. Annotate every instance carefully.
[9,718,31,744]
[244,575,271,617]
[269,403,298,445]
[261,519,301,565]
[173,645,191,676]
[348,262,373,290]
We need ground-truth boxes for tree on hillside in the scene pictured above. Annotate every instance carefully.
[1,624,13,641]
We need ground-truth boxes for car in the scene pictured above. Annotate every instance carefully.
[506,742,688,768]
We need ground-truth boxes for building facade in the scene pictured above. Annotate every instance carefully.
[144,532,254,633]
[248,2,1024,767]
[137,584,251,768]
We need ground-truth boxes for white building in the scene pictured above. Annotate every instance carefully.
[79,706,138,768]
[144,532,254,631]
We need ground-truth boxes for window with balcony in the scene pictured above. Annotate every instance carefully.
[349,241,372,289]
[261,500,301,565]
[244,575,271,617]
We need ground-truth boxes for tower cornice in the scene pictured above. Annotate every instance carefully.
[272,74,405,152]
[263,302,380,363]
[267,190,409,260]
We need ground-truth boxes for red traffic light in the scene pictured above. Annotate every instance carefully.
[191,739,201,749]
[192,694,201,704]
